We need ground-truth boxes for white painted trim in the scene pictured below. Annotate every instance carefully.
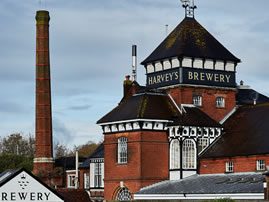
[158,84,236,91]
[66,170,76,173]
[168,94,182,114]
[98,119,172,126]
[219,106,238,124]
[33,157,54,163]
[134,193,263,200]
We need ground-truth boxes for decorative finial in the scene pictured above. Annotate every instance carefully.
[180,0,197,18]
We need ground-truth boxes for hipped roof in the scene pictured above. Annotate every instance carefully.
[97,91,220,128]
[141,17,240,65]
[201,103,269,158]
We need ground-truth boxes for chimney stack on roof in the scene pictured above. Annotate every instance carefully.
[132,45,137,81]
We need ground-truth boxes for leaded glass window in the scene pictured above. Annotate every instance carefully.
[116,187,132,201]
[170,139,180,169]
[182,139,196,169]
[118,137,128,164]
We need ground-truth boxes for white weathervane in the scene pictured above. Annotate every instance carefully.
[180,0,197,18]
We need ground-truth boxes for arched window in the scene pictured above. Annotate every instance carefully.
[182,139,196,169]
[170,139,180,169]
[116,187,132,201]
[118,137,128,163]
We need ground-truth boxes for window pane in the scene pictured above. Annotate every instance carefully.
[198,138,209,154]
[118,137,128,163]
[94,163,102,187]
[193,96,202,106]
[170,139,180,169]
[216,97,225,108]
[182,139,196,169]
[225,161,233,173]
[116,187,132,201]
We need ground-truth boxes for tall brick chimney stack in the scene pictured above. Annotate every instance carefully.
[33,10,54,175]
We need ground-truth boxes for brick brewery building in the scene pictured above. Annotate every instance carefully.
[96,1,269,201]
[17,1,269,201]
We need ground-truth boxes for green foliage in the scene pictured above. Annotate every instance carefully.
[1,133,34,157]
[0,154,33,172]
[73,141,100,157]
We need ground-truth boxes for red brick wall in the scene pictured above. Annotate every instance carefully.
[200,155,269,174]
[167,86,236,122]
[79,168,89,189]
[104,131,169,200]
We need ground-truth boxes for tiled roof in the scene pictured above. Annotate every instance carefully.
[97,91,220,128]
[141,17,240,65]
[236,87,269,105]
[136,173,263,195]
[170,106,221,127]
[57,189,91,202]
[97,92,179,124]
[201,103,269,158]
[80,144,104,168]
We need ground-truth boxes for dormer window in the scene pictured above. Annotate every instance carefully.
[216,97,225,108]
[193,95,202,106]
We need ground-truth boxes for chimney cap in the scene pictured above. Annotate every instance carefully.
[36,10,50,24]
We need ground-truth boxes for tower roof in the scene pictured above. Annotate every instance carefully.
[141,17,240,65]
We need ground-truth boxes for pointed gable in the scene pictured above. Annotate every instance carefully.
[142,17,240,65]
[0,168,64,202]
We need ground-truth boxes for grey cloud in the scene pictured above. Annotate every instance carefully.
[0,101,27,114]
[53,118,74,145]
[68,104,92,111]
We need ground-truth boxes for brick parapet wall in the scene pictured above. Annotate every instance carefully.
[200,154,269,174]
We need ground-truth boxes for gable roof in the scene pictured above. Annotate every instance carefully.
[201,103,269,158]
[97,92,180,124]
[0,168,64,201]
[136,173,263,196]
[141,17,240,65]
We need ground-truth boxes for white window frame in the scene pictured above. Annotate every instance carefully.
[216,96,225,108]
[170,139,180,169]
[193,95,202,107]
[67,174,76,188]
[256,160,266,171]
[182,139,196,169]
[94,163,102,187]
[118,137,128,164]
[225,161,234,173]
[197,138,209,154]
[84,173,90,189]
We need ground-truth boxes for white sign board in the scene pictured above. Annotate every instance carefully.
[0,170,63,202]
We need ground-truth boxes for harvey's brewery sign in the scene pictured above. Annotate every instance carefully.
[0,169,63,202]
[147,67,236,88]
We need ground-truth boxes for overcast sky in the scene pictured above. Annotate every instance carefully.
[0,0,269,148]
